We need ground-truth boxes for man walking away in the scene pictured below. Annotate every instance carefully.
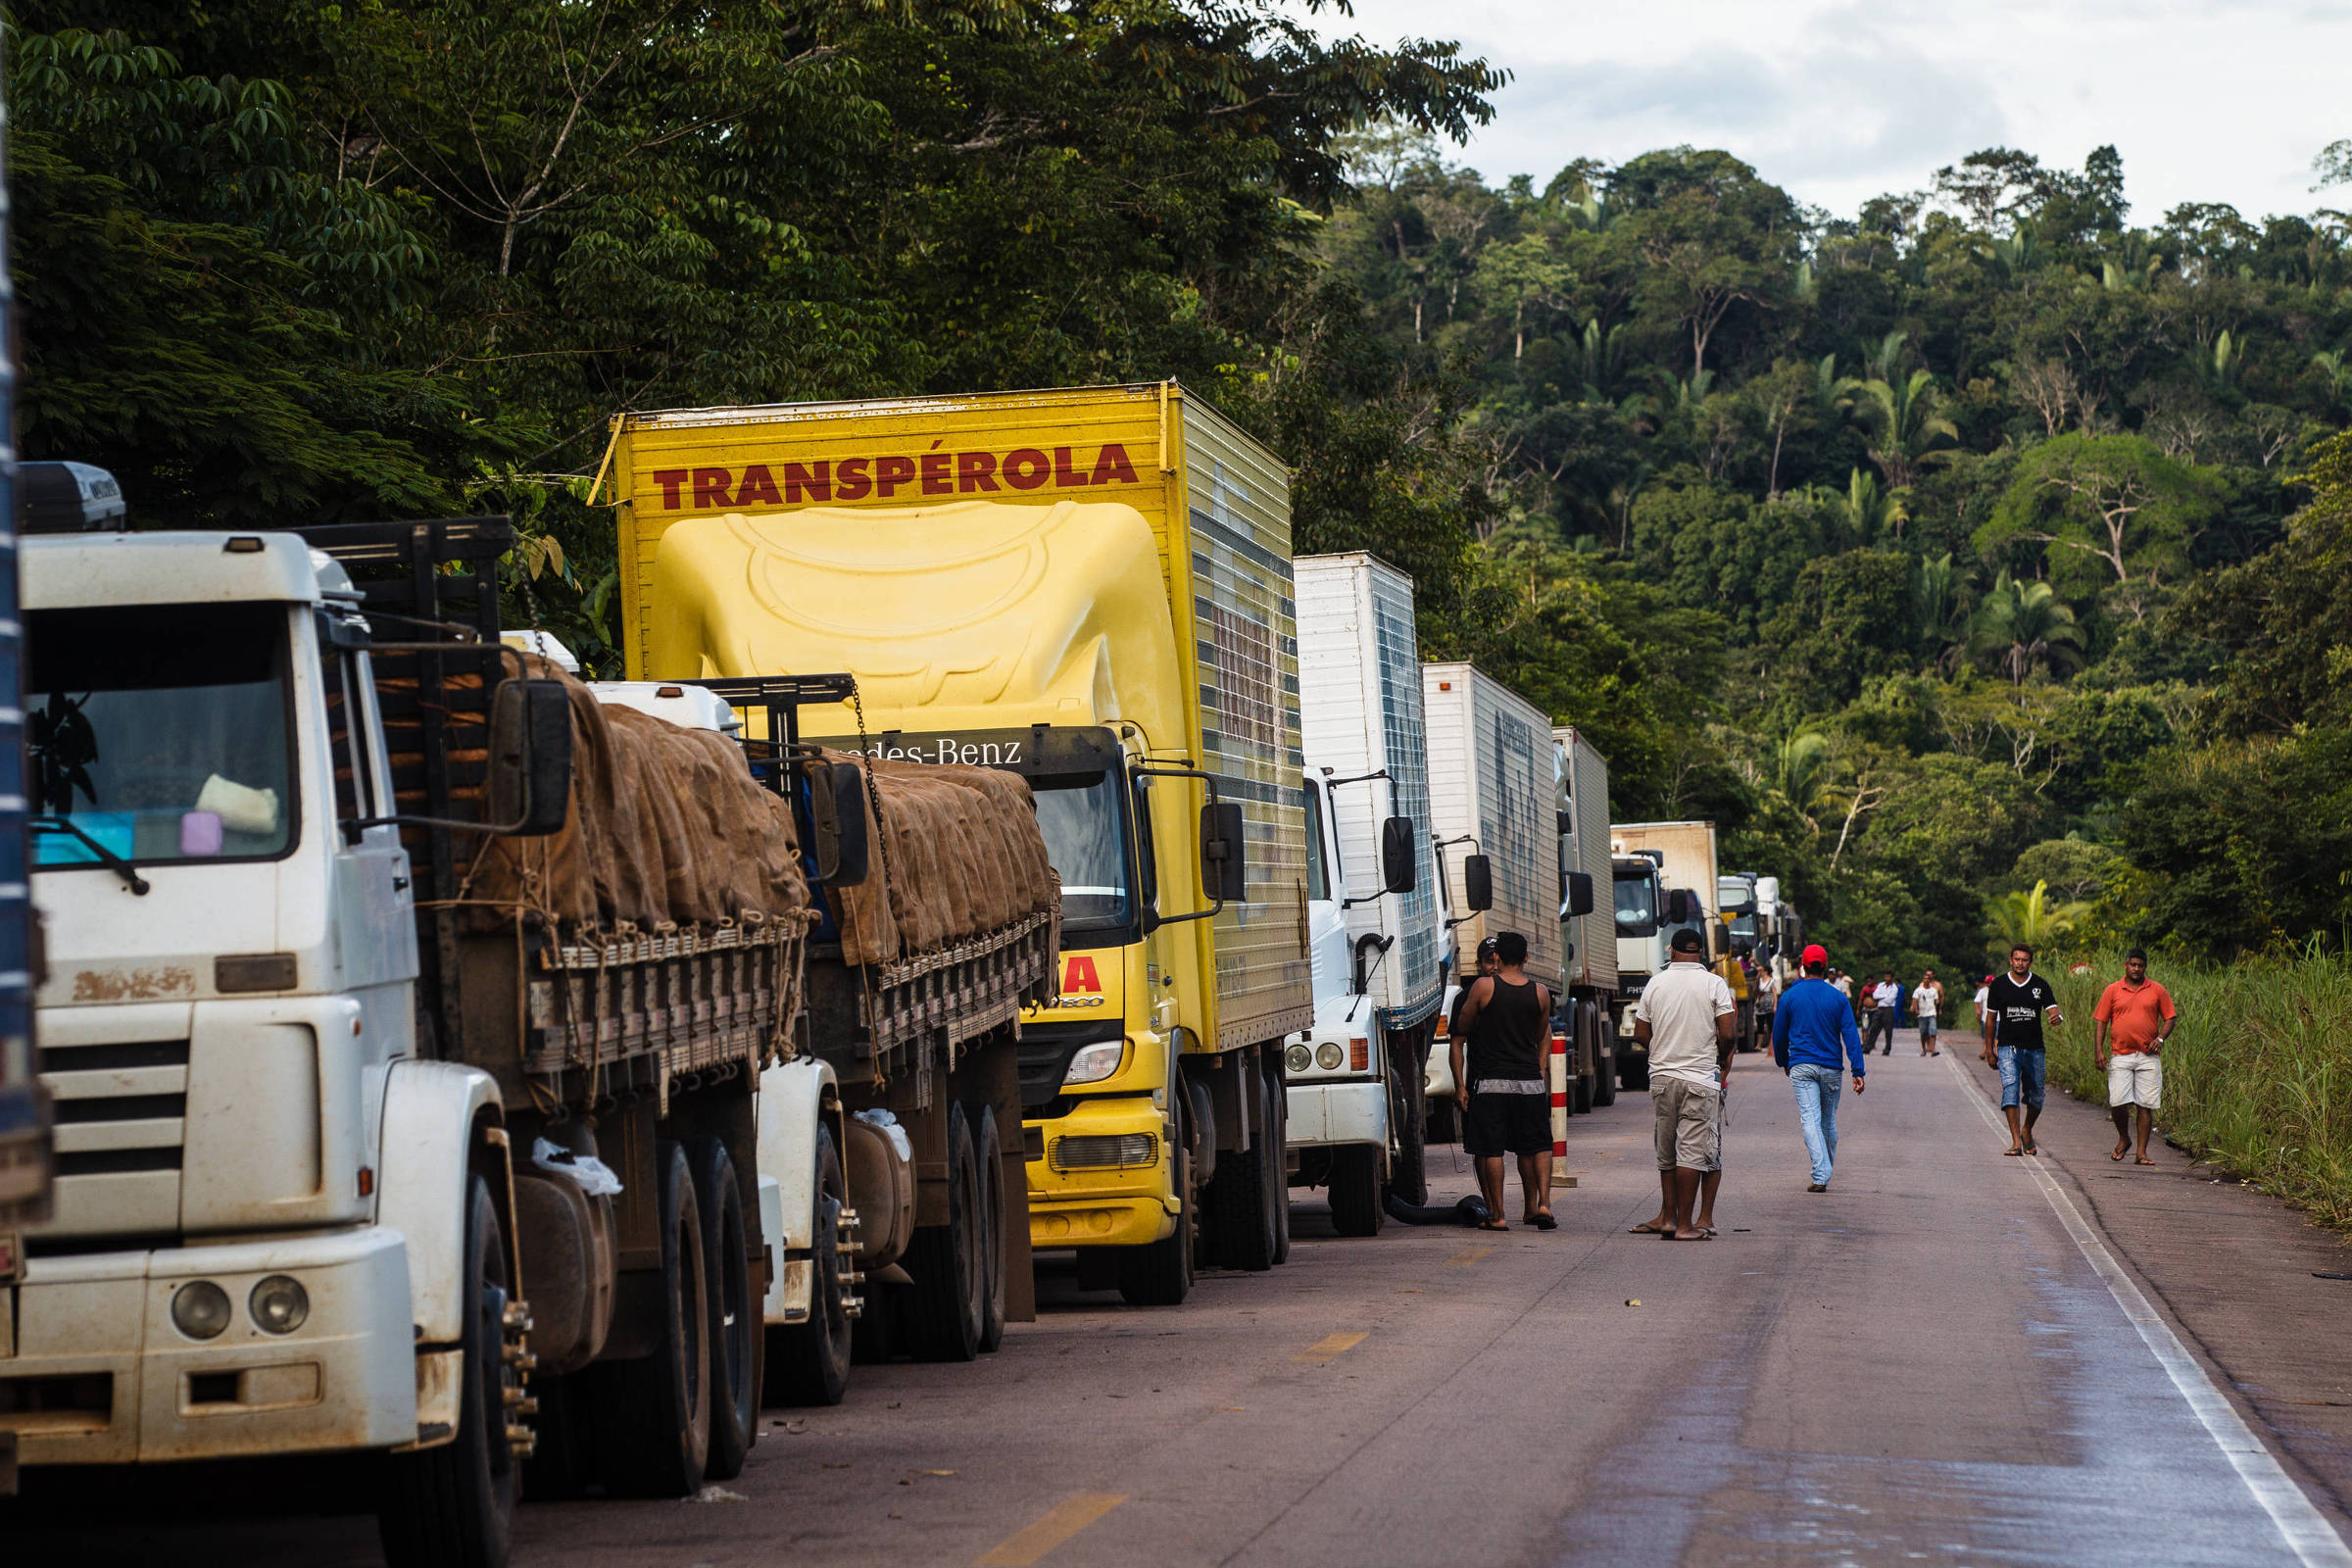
[2095,951,2177,1165]
[1861,971,1901,1055]
[1830,967,1856,1018]
[1450,932,1554,1230]
[1630,928,1736,1240]
[1773,945,1867,1191]
[1983,945,2062,1155]
[1914,970,1944,1056]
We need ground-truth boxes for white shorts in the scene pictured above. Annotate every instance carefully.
[2108,1054,2162,1109]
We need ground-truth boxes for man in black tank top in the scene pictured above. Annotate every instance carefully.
[1450,931,1556,1230]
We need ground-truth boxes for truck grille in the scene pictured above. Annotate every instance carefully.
[38,1037,190,1177]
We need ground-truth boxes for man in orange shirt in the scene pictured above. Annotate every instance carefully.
[2094,950,2178,1165]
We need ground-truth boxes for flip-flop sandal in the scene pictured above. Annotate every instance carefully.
[1476,1219,1510,1232]
[1628,1222,1669,1235]
[2003,1148,2025,1156]
[2135,1156,2156,1165]
[1528,1213,1558,1230]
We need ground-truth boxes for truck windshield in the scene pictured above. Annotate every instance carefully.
[819,725,1136,949]
[1029,772,1133,941]
[1613,872,1657,937]
[27,602,296,867]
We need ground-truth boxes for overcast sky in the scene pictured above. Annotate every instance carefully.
[1322,0,2351,225]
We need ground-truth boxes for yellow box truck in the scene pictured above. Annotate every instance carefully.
[608,383,1312,1303]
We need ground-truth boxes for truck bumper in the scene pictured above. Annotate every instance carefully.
[4,1226,418,1466]
[1283,1078,1388,1150]
[1026,1096,1174,1250]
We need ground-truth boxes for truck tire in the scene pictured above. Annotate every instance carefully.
[1328,1145,1384,1237]
[1203,1054,1281,1272]
[688,1137,757,1482]
[1266,1066,1291,1266]
[1620,1053,1649,1092]
[1386,1027,1429,1206]
[379,1171,517,1568]
[901,1102,984,1362]
[766,1123,852,1406]
[1115,1092,1192,1305]
[969,1103,1008,1352]
[581,1141,710,1497]
[1589,1007,1617,1107]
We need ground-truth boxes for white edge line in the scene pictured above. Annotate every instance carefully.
[1941,1050,2352,1567]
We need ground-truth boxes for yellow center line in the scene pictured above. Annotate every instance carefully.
[975,1493,1127,1567]
[1446,1246,1493,1267]
[1294,1330,1367,1365]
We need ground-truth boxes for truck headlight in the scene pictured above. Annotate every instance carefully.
[1314,1041,1344,1070]
[1062,1040,1126,1086]
[250,1275,310,1335]
[172,1280,232,1341]
[1285,1043,1312,1076]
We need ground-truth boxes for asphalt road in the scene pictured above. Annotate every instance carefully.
[16,1030,2352,1567]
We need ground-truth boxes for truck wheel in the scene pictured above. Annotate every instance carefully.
[1116,1092,1192,1305]
[1387,1028,1429,1206]
[1203,1054,1280,1272]
[582,1141,710,1496]
[901,1102,984,1362]
[688,1137,757,1482]
[766,1123,852,1406]
[379,1171,516,1568]
[1328,1145,1384,1237]
[968,1103,1008,1352]
[1265,1067,1291,1266]
[1589,1008,1617,1107]
[1620,1054,1649,1092]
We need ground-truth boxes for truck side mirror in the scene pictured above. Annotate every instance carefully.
[1200,801,1247,904]
[1462,854,1494,913]
[488,678,574,837]
[1665,889,1693,923]
[1380,815,1417,895]
[1565,871,1594,917]
[1556,808,1572,836]
[807,760,872,887]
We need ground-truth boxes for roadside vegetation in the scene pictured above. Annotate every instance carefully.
[8,2,2350,989]
[2039,954,2352,1229]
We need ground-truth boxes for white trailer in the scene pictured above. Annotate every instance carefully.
[1423,663,1564,993]
[1552,728,1618,1109]
[1287,556,1446,1221]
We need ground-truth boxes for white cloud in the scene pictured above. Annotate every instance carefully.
[1319,0,2352,223]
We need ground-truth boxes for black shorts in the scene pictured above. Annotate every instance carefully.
[1465,1092,1551,1157]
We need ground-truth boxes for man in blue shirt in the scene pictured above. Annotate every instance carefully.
[1773,943,1868,1192]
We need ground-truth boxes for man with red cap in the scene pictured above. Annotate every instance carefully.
[1772,943,1867,1192]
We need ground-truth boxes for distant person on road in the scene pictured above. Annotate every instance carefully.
[1630,928,1736,1241]
[1451,932,1554,1232]
[1971,974,1994,1031]
[2095,950,2178,1166]
[1983,945,2062,1155]
[1773,943,1867,1191]
[1913,970,1944,1057]
[1862,970,1901,1055]
[1830,967,1856,1019]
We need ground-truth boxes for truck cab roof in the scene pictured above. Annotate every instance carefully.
[23,530,337,611]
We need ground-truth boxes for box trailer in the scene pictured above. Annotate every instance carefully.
[1422,663,1563,991]
[1553,728,1618,1109]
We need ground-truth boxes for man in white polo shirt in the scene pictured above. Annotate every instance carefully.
[1629,927,1738,1241]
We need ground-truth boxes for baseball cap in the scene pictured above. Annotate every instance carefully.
[1800,943,1829,966]
[1475,936,1500,959]
[1669,928,1705,954]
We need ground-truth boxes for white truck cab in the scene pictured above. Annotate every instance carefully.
[14,532,452,1473]
[1279,765,1393,1234]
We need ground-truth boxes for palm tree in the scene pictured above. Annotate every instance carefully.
[1851,368,1958,492]
[1914,552,1972,671]
[1774,730,1830,825]
[1967,571,2085,684]
[2312,347,2352,412]
[1991,879,2090,950]
[1838,466,1906,544]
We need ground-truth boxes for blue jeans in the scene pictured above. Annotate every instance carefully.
[1790,1063,1842,1185]
[1998,1045,2046,1109]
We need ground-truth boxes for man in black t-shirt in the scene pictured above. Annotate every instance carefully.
[1981,944,2062,1155]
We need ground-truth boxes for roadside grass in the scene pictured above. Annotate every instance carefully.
[2026,952,2352,1229]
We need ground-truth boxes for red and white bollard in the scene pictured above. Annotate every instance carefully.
[1548,1030,1570,1163]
